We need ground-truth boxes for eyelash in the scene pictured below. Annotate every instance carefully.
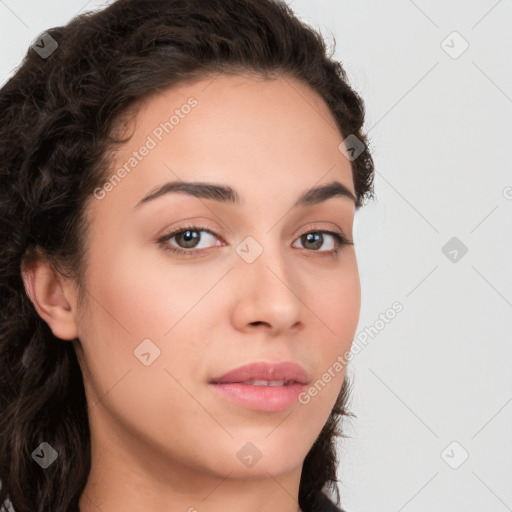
[157,224,353,258]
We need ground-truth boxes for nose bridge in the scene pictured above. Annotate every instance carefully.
[236,229,291,288]
[231,229,302,330]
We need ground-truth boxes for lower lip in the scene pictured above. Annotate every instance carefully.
[208,382,307,412]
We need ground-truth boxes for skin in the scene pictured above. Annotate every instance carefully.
[22,73,361,512]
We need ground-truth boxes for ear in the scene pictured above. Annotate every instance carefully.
[21,258,79,341]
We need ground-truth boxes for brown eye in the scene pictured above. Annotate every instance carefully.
[173,229,201,249]
[158,225,224,256]
[300,232,325,250]
[293,230,347,253]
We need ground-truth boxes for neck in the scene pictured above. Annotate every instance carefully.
[79,464,305,512]
[79,412,305,512]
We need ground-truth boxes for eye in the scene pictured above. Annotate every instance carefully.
[292,229,352,257]
[158,225,224,256]
[157,224,353,258]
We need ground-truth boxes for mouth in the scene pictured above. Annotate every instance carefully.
[208,361,309,412]
[231,379,297,386]
[209,360,310,385]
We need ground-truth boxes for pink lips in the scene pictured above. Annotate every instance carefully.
[208,361,310,412]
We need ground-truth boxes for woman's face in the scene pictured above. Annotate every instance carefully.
[74,73,360,489]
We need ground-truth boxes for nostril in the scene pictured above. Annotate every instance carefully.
[250,321,269,327]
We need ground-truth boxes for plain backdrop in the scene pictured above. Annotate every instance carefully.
[1,1,511,511]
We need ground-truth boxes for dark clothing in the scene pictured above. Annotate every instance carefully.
[308,490,346,512]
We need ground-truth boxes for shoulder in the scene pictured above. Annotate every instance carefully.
[308,490,347,512]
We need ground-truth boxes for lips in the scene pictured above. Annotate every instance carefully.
[209,361,310,386]
[208,361,310,412]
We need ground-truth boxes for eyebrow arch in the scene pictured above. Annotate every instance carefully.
[132,179,356,211]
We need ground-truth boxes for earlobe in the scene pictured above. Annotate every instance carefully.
[21,259,79,341]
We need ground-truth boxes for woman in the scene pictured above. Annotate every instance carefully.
[0,0,375,511]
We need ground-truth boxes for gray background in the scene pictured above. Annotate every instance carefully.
[1,1,511,511]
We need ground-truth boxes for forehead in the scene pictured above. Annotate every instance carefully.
[90,73,355,216]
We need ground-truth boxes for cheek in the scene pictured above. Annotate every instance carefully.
[84,237,220,340]
[305,256,360,400]
[317,254,361,386]
[75,241,215,444]
[77,237,226,394]
[314,254,361,348]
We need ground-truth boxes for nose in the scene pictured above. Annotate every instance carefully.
[229,239,303,335]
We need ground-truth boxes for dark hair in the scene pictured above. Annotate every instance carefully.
[0,0,375,510]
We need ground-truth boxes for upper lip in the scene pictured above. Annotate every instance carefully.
[209,361,310,385]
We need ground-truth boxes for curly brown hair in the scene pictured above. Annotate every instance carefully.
[0,1,375,511]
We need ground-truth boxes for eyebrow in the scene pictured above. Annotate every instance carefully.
[133,179,356,211]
